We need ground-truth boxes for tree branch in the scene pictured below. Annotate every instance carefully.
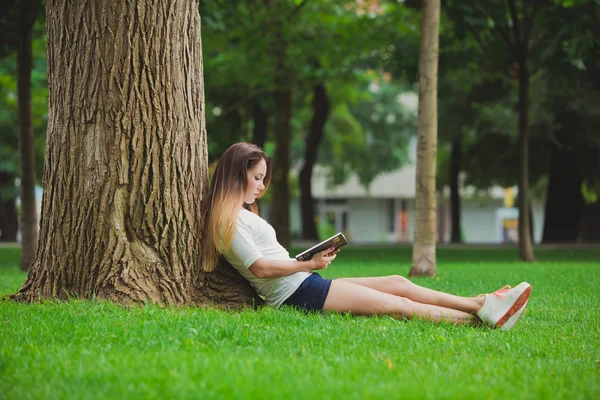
[506,0,522,47]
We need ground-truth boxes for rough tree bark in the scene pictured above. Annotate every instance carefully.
[410,0,439,278]
[13,0,262,308]
[17,0,41,270]
[449,135,462,243]
[300,83,330,241]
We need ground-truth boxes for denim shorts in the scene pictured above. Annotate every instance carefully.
[282,273,333,313]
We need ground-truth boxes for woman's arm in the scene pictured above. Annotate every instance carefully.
[248,248,338,279]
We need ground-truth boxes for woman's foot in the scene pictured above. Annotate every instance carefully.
[499,300,529,331]
[476,282,532,330]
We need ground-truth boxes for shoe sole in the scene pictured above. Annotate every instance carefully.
[500,300,528,331]
[496,284,531,329]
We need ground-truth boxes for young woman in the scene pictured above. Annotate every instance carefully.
[201,142,531,330]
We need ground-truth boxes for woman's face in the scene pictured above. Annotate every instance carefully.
[244,158,267,205]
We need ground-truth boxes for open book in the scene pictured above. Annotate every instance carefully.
[295,232,348,261]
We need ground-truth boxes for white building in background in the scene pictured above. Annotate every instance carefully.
[27,157,544,245]
[287,137,546,245]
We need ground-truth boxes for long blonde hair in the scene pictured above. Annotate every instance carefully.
[200,142,272,272]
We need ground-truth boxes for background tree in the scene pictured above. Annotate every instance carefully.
[444,0,599,246]
[0,33,47,243]
[409,0,440,277]
[506,0,538,261]
[200,1,274,159]
[0,64,21,242]
[432,11,484,244]
[16,0,42,271]
[14,0,261,307]
[200,0,598,251]
[538,0,600,243]
[444,0,541,260]
[201,1,418,243]
[299,80,330,240]
[0,0,44,270]
[202,0,307,248]
[294,2,418,240]
[267,0,294,249]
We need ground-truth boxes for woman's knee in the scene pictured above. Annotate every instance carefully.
[388,275,410,291]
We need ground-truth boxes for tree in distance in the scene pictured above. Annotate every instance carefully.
[410,0,440,277]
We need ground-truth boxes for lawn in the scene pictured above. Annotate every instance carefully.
[1,245,599,400]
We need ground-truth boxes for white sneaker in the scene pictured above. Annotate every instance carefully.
[500,300,529,331]
[477,282,532,329]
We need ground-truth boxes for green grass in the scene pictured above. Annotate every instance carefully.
[1,246,599,400]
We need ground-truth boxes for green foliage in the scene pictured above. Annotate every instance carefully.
[534,0,600,185]
[319,74,416,189]
[582,180,599,204]
[438,0,599,194]
[200,1,419,190]
[0,1,45,58]
[0,0,595,209]
[199,0,598,197]
[1,246,599,399]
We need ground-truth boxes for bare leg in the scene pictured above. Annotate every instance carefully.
[336,275,484,314]
[323,280,480,325]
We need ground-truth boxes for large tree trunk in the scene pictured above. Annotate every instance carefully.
[516,55,535,261]
[17,0,41,270]
[300,83,330,241]
[410,0,439,278]
[542,134,584,243]
[13,0,262,308]
[449,136,462,243]
[0,173,19,242]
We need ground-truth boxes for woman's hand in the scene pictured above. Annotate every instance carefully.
[310,247,340,271]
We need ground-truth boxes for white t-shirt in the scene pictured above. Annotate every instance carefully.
[221,208,311,307]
